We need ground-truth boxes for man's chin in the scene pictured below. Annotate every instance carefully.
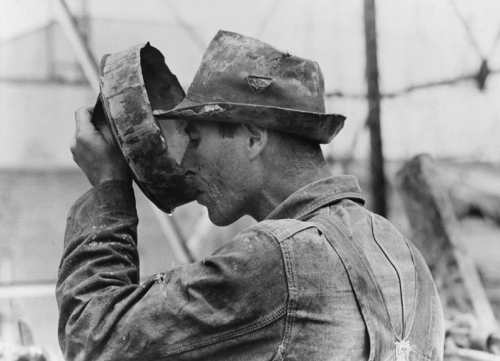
[206,210,233,227]
[195,193,239,226]
[204,206,238,227]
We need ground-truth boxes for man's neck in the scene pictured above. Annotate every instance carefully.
[250,164,331,222]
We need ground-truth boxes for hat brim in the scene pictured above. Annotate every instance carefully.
[153,102,345,144]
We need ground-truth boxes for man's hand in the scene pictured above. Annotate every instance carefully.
[71,105,132,187]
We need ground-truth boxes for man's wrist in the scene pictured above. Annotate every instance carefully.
[92,175,132,188]
[86,179,137,215]
[88,167,132,187]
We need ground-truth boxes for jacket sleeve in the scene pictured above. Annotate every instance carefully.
[56,181,287,361]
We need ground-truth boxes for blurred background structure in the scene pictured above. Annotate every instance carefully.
[1,0,500,359]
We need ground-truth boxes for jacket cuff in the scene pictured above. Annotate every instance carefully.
[68,180,137,226]
[89,180,136,214]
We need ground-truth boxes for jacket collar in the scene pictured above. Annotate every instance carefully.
[265,175,365,221]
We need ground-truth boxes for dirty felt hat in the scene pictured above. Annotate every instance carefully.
[153,30,345,143]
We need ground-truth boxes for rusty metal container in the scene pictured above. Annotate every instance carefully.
[95,43,197,213]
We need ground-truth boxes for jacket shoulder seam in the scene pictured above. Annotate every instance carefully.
[258,219,315,243]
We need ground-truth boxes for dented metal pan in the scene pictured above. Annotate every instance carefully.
[94,42,197,213]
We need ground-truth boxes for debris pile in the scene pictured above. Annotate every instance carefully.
[397,155,500,360]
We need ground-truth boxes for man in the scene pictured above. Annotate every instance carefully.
[57,30,444,360]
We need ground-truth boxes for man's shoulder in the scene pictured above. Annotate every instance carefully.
[235,218,319,245]
[216,219,311,251]
[210,218,324,268]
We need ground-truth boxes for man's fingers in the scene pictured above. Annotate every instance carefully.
[96,121,116,145]
[71,104,131,186]
[74,104,117,146]
[74,105,95,134]
[70,136,77,154]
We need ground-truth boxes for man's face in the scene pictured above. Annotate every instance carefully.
[183,121,253,226]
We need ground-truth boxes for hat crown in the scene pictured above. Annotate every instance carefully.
[154,30,346,144]
[185,30,327,113]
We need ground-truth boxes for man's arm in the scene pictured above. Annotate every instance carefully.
[57,179,144,360]
[58,105,142,359]
[57,186,287,360]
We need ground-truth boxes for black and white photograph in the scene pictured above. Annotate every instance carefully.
[1,1,500,360]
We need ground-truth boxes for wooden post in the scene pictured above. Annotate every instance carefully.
[363,0,387,217]
[52,0,99,92]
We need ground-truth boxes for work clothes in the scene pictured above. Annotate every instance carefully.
[57,176,445,361]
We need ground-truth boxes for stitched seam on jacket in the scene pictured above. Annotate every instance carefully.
[273,238,298,361]
[259,221,314,361]
[296,193,363,220]
[259,220,315,241]
[142,305,287,360]
[426,290,436,360]
[407,244,436,361]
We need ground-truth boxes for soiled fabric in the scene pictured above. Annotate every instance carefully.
[57,176,445,361]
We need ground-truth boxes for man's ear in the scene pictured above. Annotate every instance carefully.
[241,124,268,161]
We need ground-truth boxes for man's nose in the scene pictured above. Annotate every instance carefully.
[181,141,198,176]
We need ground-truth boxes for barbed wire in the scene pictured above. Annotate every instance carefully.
[448,0,485,60]
[327,1,500,101]
[325,68,500,99]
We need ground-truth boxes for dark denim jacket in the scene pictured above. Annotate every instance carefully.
[57,176,444,360]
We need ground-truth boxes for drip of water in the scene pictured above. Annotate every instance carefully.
[167,208,175,217]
